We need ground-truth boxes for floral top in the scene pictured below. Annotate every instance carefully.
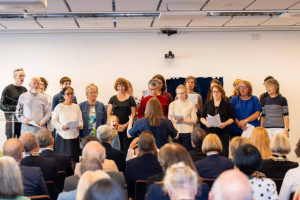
[88,107,96,136]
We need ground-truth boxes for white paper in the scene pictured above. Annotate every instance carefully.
[142,90,150,97]
[206,114,221,127]
[241,123,255,138]
[187,94,198,112]
[29,121,42,128]
[169,114,184,121]
[66,120,79,130]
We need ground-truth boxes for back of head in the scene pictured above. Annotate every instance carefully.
[76,170,110,200]
[163,162,198,198]
[210,169,252,200]
[138,131,155,155]
[82,135,99,148]
[19,132,38,152]
[230,137,251,159]
[250,127,272,159]
[80,157,103,175]
[83,179,125,200]
[82,141,106,163]
[191,128,207,148]
[234,144,262,176]
[295,139,300,158]
[96,125,112,143]
[3,139,23,162]
[0,156,23,198]
[202,134,223,154]
[145,97,164,127]
[36,129,53,148]
[270,133,291,155]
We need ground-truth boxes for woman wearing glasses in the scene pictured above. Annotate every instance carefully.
[200,85,235,157]
[52,86,83,164]
[229,80,261,139]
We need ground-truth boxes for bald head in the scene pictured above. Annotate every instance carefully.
[19,132,39,153]
[3,139,24,162]
[209,169,252,200]
[82,141,106,163]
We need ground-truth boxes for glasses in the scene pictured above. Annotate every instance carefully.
[212,91,221,94]
[65,92,74,96]
[89,92,99,95]
[239,86,247,89]
[149,87,158,91]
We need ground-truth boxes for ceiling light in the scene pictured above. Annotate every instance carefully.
[0,0,47,9]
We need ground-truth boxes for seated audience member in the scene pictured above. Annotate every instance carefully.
[250,127,273,159]
[37,129,74,177]
[229,136,251,160]
[0,156,31,200]
[19,132,60,190]
[96,125,126,173]
[163,162,198,200]
[259,76,274,105]
[3,139,48,197]
[81,135,99,148]
[138,79,169,119]
[126,136,159,161]
[146,143,209,200]
[280,138,300,200]
[195,134,234,179]
[125,131,163,199]
[189,128,207,163]
[234,144,278,200]
[260,134,298,178]
[84,179,126,200]
[209,169,252,200]
[128,97,178,149]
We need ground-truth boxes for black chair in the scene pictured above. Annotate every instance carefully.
[290,192,295,200]
[58,171,66,192]
[135,180,147,200]
[28,195,50,200]
[45,181,59,200]
[203,178,216,189]
[270,178,283,194]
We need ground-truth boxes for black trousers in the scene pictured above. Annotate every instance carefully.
[5,115,21,139]
[214,133,230,158]
[173,133,192,151]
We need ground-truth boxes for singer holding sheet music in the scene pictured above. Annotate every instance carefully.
[52,86,83,163]
[200,85,235,157]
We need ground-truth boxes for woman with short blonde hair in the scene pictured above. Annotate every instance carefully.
[250,127,272,159]
[230,136,251,159]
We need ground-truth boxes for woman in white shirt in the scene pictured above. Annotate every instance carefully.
[168,85,197,151]
[52,87,83,165]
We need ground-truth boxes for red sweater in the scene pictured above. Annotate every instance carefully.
[138,95,169,119]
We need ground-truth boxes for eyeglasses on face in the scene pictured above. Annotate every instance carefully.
[239,86,248,89]
[65,93,74,96]
[149,87,158,91]
[212,91,221,94]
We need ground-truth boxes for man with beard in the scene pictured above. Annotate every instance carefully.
[16,77,51,135]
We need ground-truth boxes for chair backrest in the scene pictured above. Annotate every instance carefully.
[203,178,216,189]
[269,178,284,194]
[45,181,59,200]
[290,192,295,200]
[58,171,66,191]
[135,180,147,200]
[28,195,50,200]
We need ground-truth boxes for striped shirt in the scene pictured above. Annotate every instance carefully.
[261,95,288,128]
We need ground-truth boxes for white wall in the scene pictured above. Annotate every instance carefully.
[0,31,299,161]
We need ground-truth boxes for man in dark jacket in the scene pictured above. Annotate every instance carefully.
[189,128,207,163]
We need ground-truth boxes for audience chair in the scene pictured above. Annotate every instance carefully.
[135,180,147,200]
[28,195,50,200]
[203,178,216,189]
[58,171,66,190]
[45,181,59,200]
[269,178,283,194]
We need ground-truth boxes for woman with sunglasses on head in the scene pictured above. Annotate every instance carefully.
[229,80,261,140]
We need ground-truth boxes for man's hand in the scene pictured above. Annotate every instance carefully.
[24,118,30,125]
[129,137,139,149]
[37,122,42,127]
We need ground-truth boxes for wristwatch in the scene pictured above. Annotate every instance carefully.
[285,128,290,132]
[245,119,248,123]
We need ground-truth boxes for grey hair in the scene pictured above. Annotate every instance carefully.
[36,129,52,148]
[191,128,207,148]
[20,132,38,152]
[96,125,112,143]
[82,141,106,163]
[0,156,24,198]
[80,157,103,175]
[13,68,24,76]
[31,76,41,83]
[148,79,159,88]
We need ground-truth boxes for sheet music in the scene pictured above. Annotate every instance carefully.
[241,123,255,138]
[187,94,198,112]
[29,121,42,128]
[142,90,150,97]
[66,120,79,130]
[169,114,184,121]
[206,114,221,127]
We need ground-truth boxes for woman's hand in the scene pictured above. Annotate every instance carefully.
[241,125,248,131]
[62,125,70,131]
[238,119,247,128]
[77,125,82,130]
[129,137,139,149]
[175,118,183,124]
[195,103,200,109]
[219,123,226,129]
[118,124,124,132]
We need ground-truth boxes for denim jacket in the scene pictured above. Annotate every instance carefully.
[79,101,107,138]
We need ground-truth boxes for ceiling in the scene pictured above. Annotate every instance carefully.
[0,0,300,31]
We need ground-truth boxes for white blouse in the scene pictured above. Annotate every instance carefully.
[279,166,300,200]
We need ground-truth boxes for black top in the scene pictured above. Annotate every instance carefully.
[0,84,27,115]
[260,157,298,178]
[189,146,207,163]
[146,172,165,192]
[40,149,74,177]
[201,99,236,135]
[101,142,126,174]
[108,95,136,124]
[259,92,269,105]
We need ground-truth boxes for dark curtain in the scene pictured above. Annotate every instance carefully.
[166,77,224,106]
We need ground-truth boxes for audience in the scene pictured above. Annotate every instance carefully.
[280,138,300,200]
[0,156,30,200]
[19,132,60,190]
[229,136,251,159]
[96,125,126,173]
[260,134,298,178]
[81,135,98,148]
[125,131,163,199]
[37,129,74,177]
[189,128,207,163]
[3,138,48,197]
[84,179,126,200]
[234,144,278,200]
[209,169,252,200]
[146,143,209,200]
[195,134,234,179]
[250,127,273,159]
